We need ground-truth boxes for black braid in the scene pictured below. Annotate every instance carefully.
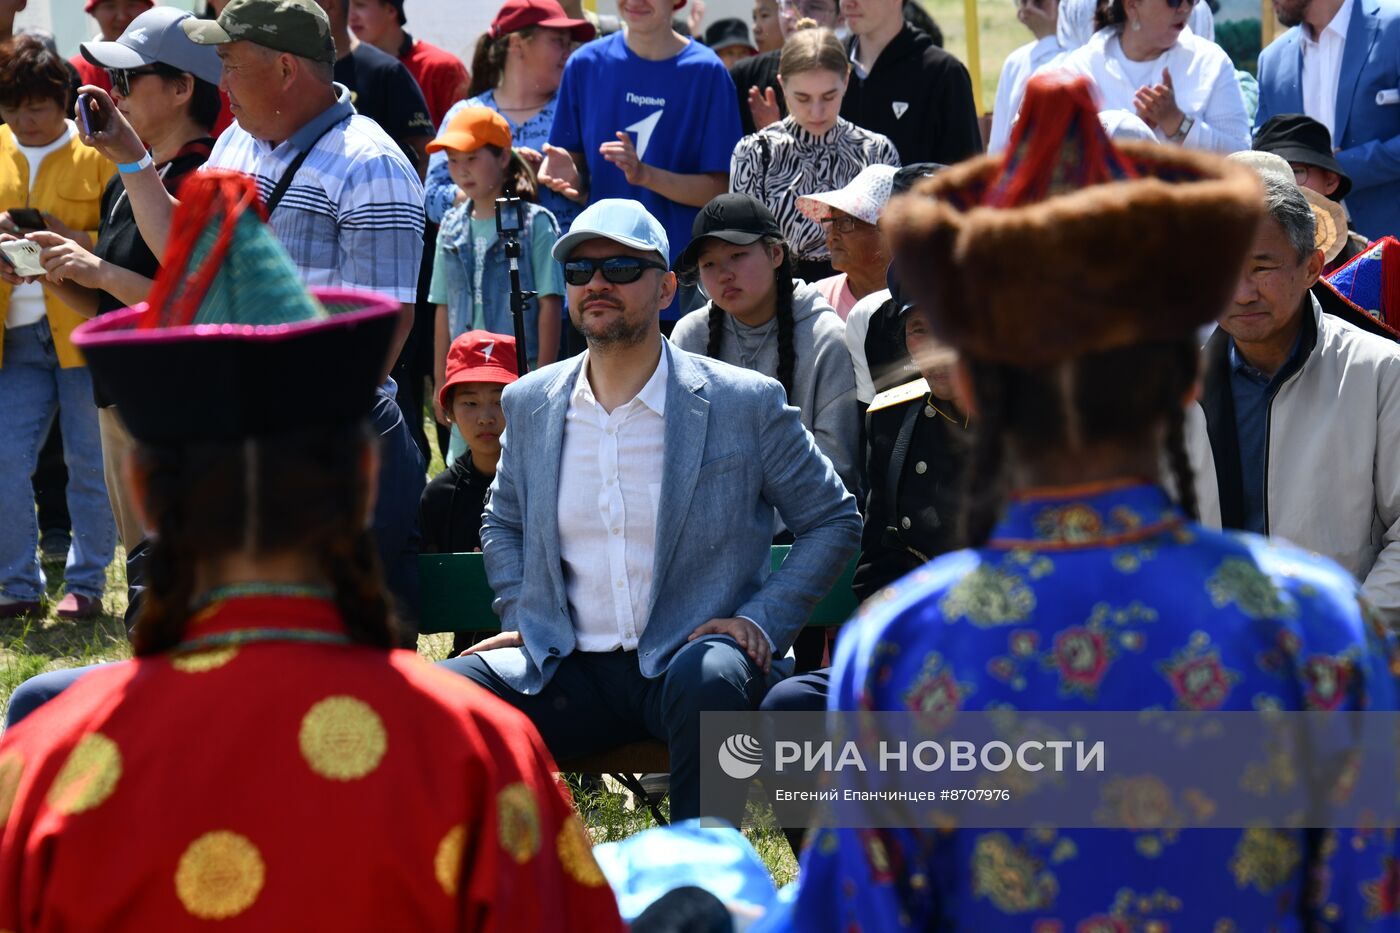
[960,360,1009,547]
[1164,403,1198,521]
[325,530,396,650]
[1160,341,1201,521]
[131,456,198,656]
[705,304,726,361]
[773,243,797,398]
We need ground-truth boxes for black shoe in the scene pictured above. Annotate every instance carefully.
[39,529,71,562]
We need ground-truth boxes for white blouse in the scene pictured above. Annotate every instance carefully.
[1044,27,1250,154]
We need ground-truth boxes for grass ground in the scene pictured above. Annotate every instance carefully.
[0,416,800,887]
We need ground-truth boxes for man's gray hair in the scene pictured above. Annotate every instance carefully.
[1261,173,1317,261]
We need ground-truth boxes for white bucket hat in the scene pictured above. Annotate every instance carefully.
[796,164,899,227]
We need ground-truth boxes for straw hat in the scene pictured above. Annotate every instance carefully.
[1228,150,1349,264]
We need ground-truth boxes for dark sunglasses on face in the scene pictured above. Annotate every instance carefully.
[1163,0,1198,9]
[106,66,161,97]
[563,256,669,286]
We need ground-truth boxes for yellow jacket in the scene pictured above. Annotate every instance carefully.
[0,124,115,369]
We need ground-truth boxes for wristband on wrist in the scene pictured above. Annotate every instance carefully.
[117,151,153,174]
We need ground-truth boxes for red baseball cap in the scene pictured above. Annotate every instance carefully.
[489,0,597,42]
[86,0,153,14]
[438,331,519,409]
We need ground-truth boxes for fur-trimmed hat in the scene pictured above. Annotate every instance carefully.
[883,73,1265,367]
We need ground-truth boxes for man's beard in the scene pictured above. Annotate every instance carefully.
[576,304,653,348]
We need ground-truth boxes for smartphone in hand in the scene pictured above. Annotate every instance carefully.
[6,208,45,232]
[0,239,46,278]
[76,92,107,136]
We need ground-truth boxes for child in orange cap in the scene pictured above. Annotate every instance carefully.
[426,107,561,466]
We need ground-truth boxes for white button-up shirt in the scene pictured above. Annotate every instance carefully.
[1300,0,1353,142]
[557,348,669,652]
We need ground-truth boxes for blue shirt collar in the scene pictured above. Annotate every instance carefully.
[988,481,1184,550]
[1226,311,1308,386]
[283,83,354,153]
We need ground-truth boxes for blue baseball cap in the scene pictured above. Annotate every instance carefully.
[552,199,670,265]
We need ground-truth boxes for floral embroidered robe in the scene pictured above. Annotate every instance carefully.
[765,482,1400,932]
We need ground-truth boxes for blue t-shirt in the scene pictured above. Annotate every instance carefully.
[549,32,741,318]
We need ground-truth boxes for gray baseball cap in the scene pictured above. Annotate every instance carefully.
[81,7,223,86]
[182,0,336,66]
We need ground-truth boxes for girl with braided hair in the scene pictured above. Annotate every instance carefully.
[671,193,860,502]
[0,172,624,932]
[750,74,1400,932]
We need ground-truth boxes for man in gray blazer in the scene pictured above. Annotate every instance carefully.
[440,199,861,822]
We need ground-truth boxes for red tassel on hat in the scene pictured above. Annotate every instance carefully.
[988,73,1140,209]
[138,170,266,330]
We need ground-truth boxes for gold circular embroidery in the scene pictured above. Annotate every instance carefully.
[435,823,465,896]
[0,750,23,827]
[47,733,121,815]
[170,646,240,673]
[175,830,265,919]
[298,696,387,781]
[556,817,605,887]
[496,782,541,865]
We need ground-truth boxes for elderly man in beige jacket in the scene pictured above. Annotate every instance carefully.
[1187,172,1400,621]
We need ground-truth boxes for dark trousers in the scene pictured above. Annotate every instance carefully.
[393,221,440,463]
[440,638,766,824]
[33,418,70,538]
[760,668,831,858]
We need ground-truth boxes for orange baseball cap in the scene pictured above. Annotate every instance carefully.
[426,107,512,155]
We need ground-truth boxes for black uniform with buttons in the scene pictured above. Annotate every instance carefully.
[852,379,969,601]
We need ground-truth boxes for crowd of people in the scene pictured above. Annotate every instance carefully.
[0,0,1399,924]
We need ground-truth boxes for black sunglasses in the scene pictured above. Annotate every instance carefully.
[563,256,669,286]
[106,66,162,97]
[1163,0,1198,9]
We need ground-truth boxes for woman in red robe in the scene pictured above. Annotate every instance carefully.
[0,170,624,932]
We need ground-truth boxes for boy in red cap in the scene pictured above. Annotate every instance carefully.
[419,330,518,651]
[420,329,518,557]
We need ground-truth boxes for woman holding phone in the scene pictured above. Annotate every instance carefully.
[0,33,115,621]
[14,7,223,558]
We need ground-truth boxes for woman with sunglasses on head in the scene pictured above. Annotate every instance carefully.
[729,21,899,283]
[8,7,222,561]
[1043,0,1247,152]
[670,193,860,506]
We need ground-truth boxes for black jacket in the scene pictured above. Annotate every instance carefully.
[418,455,493,555]
[842,25,983,166]
[729,49,785,137]
[853,385,969,601]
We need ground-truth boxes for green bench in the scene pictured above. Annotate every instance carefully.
[418,546,859,821]
[418,545,859,635]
